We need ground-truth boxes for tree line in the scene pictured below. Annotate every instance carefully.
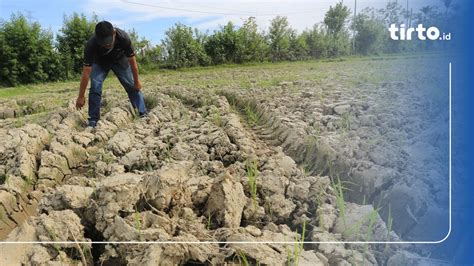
[0,1,456,86]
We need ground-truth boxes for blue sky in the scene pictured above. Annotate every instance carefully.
[1,0,443,45]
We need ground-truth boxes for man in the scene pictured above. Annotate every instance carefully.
[75,21,147,127]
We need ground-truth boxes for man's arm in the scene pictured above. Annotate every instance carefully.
[128,56,142,90]
[76,66,92,110]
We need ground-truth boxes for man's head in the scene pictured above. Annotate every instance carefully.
[95,21,116,49]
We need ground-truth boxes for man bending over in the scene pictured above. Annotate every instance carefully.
[76,20,147,127]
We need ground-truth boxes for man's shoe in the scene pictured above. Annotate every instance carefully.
[139,112,148,118]
[84,126,96,133]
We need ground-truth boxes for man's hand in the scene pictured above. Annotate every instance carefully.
[134,79,142,91]
[128,56,141,91]
[77,66,91,110]
[76,96,85,110]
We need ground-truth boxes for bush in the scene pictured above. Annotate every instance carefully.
[324,2,351,57]
[162,23,209,68]
[205,18,269,64]
[56,13,97,78]
[268,16,292,61]
[205,22,238,65]
[352,9,385,55]
[0,13,63,86]
[128,29,164,71]
[324,2,351,35]
[235,17,268,63]
[289,30,309,60]
[303,25,329,59]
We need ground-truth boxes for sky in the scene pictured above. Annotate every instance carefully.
[1,0,445,45]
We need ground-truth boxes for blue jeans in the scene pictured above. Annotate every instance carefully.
[88,62,147,127]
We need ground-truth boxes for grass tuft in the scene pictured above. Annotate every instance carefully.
[144,94,159,110]
[244,103,259,127]
[134,211,143,241]
[246,159,259,208]
[287,220,306,266]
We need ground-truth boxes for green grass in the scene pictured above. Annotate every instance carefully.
[332,174,347,227]
[0,53,445,99]
[384,204,394,251]
[207,211,212,230]
[338,112,351,132]
[365,208,379,241]
[237,251,251,266]
[246,159,259,208]
[386,204,393,239]
[1,54,443,130]
[134,211,143,241]
[0,82,75,98]
[244,103,259,127]
[287,220,306,266]
[313,193,326,229]
[139,55,404,90]
[210,108,224,127]
[143,94,159,110]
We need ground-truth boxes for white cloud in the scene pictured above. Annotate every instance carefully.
[81,0,443,34]
[82,0,339,31]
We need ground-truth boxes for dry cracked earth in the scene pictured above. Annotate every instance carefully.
[0,58,450,265]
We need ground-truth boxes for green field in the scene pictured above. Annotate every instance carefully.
[0,54,445,128]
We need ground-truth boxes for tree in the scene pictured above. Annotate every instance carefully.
[205,22,238,65]
[268,16,292,61]
[128,28,161,68]
[162,23,209,68]
[128,29,164,69]
[303,24,330,59]
[56,13,97,78]
[204,33,225,65]
[0,13,62,86]
[128,29,151,57]
[322,2,351,57]
[352,9,385,55]
[324,2,351,35]
[288,30,309,60]
[146,45,163,65]
[235,17,268,62]
[378,1,406,53]
[378,1,405,26]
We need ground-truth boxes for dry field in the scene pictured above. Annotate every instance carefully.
[0,56,450,265]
